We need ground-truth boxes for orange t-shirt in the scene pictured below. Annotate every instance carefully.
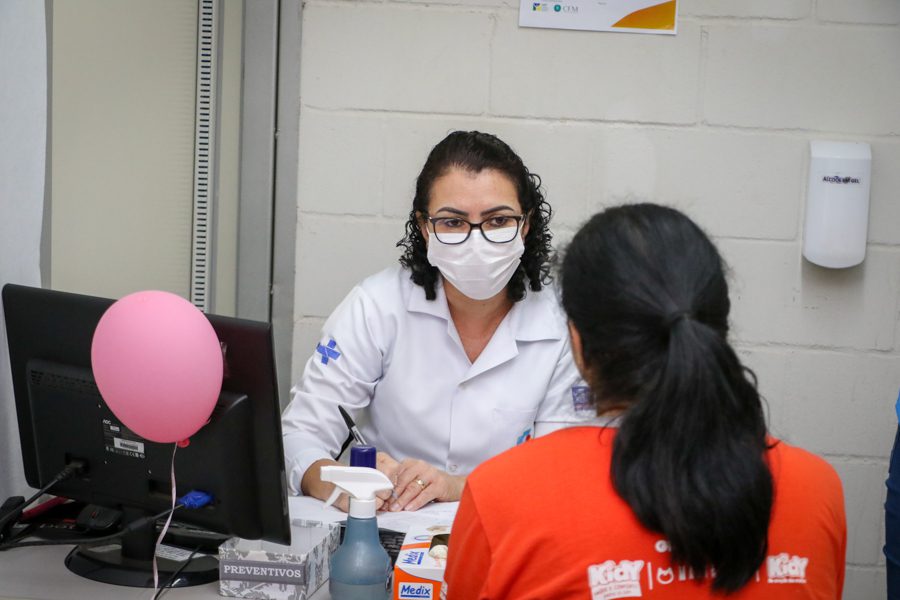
[445,427,845,600]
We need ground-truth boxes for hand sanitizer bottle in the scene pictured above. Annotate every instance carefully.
[322,466,393,600]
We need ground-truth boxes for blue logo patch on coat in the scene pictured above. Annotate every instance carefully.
[316,339,341,365]
[572,386,592,413]
[517,428,533,445]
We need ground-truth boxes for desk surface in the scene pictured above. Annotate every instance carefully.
[0,496,458,600]
[0,543,331,600]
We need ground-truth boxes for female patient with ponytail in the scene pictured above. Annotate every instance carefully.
[445,204,846,599]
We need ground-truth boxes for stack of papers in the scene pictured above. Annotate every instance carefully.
[288,496,459,533]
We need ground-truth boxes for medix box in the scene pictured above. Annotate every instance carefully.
[393,525,451,600]
[218,520,340,600]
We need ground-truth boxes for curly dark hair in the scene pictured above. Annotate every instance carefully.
[397,131,553,302]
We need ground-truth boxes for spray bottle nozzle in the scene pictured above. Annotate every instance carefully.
[321,466,394,518]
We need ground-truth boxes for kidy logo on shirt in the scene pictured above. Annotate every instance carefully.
[767,553,809,583]
[587,560,645,600]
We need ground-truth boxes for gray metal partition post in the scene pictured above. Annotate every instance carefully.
[238,0,300,408]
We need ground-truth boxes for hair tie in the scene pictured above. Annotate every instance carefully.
[663,310,692,330]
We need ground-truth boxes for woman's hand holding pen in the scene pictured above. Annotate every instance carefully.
[376,453,465,512]
[334,407,463,510]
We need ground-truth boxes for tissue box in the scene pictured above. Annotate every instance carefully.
[219,520,340,600]
[393,525,451,600]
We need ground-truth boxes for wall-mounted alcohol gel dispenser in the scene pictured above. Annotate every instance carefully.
[802,141,872,268]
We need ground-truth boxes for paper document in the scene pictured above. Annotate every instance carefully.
[376,502,458,532]
[289,495,459,533]
[289,495,347,525]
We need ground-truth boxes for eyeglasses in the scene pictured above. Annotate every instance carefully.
[427,215,526,245]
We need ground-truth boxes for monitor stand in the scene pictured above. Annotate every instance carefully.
[64,508,219,588]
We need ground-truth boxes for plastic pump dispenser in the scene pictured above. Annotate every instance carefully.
[322,466,393,600]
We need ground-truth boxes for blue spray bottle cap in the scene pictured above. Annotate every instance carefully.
[350,445,376,468]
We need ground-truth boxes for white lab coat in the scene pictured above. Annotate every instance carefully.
[281,265,595,494]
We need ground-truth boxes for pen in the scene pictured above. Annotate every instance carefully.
[338,405,368,446]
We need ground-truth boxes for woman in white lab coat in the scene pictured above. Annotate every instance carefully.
[282,131,593,511]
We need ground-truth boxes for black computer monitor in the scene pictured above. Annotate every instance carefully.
[2,283,290,588]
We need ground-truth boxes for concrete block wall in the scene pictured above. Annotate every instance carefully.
[292,1,900,596]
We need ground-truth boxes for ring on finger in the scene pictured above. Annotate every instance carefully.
[415,478,429,490]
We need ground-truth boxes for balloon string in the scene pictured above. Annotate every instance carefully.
[153,443,178,593]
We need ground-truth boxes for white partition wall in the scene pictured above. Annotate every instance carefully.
[47,0,247,317]
[49,0,199,300]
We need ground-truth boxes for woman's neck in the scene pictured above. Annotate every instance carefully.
[443,279,514,363]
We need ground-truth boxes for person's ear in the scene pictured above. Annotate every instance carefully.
[568,321,586,377]
[520,210,531,239]
[417,212,429,244]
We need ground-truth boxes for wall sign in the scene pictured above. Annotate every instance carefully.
[519,0,677,35]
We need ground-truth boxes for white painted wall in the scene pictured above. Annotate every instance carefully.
[292,1,900,596]
[0,0,46,502]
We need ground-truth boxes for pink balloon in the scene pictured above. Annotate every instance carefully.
[91,291,223,443]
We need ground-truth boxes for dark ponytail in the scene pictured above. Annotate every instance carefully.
[560,204,772,593]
